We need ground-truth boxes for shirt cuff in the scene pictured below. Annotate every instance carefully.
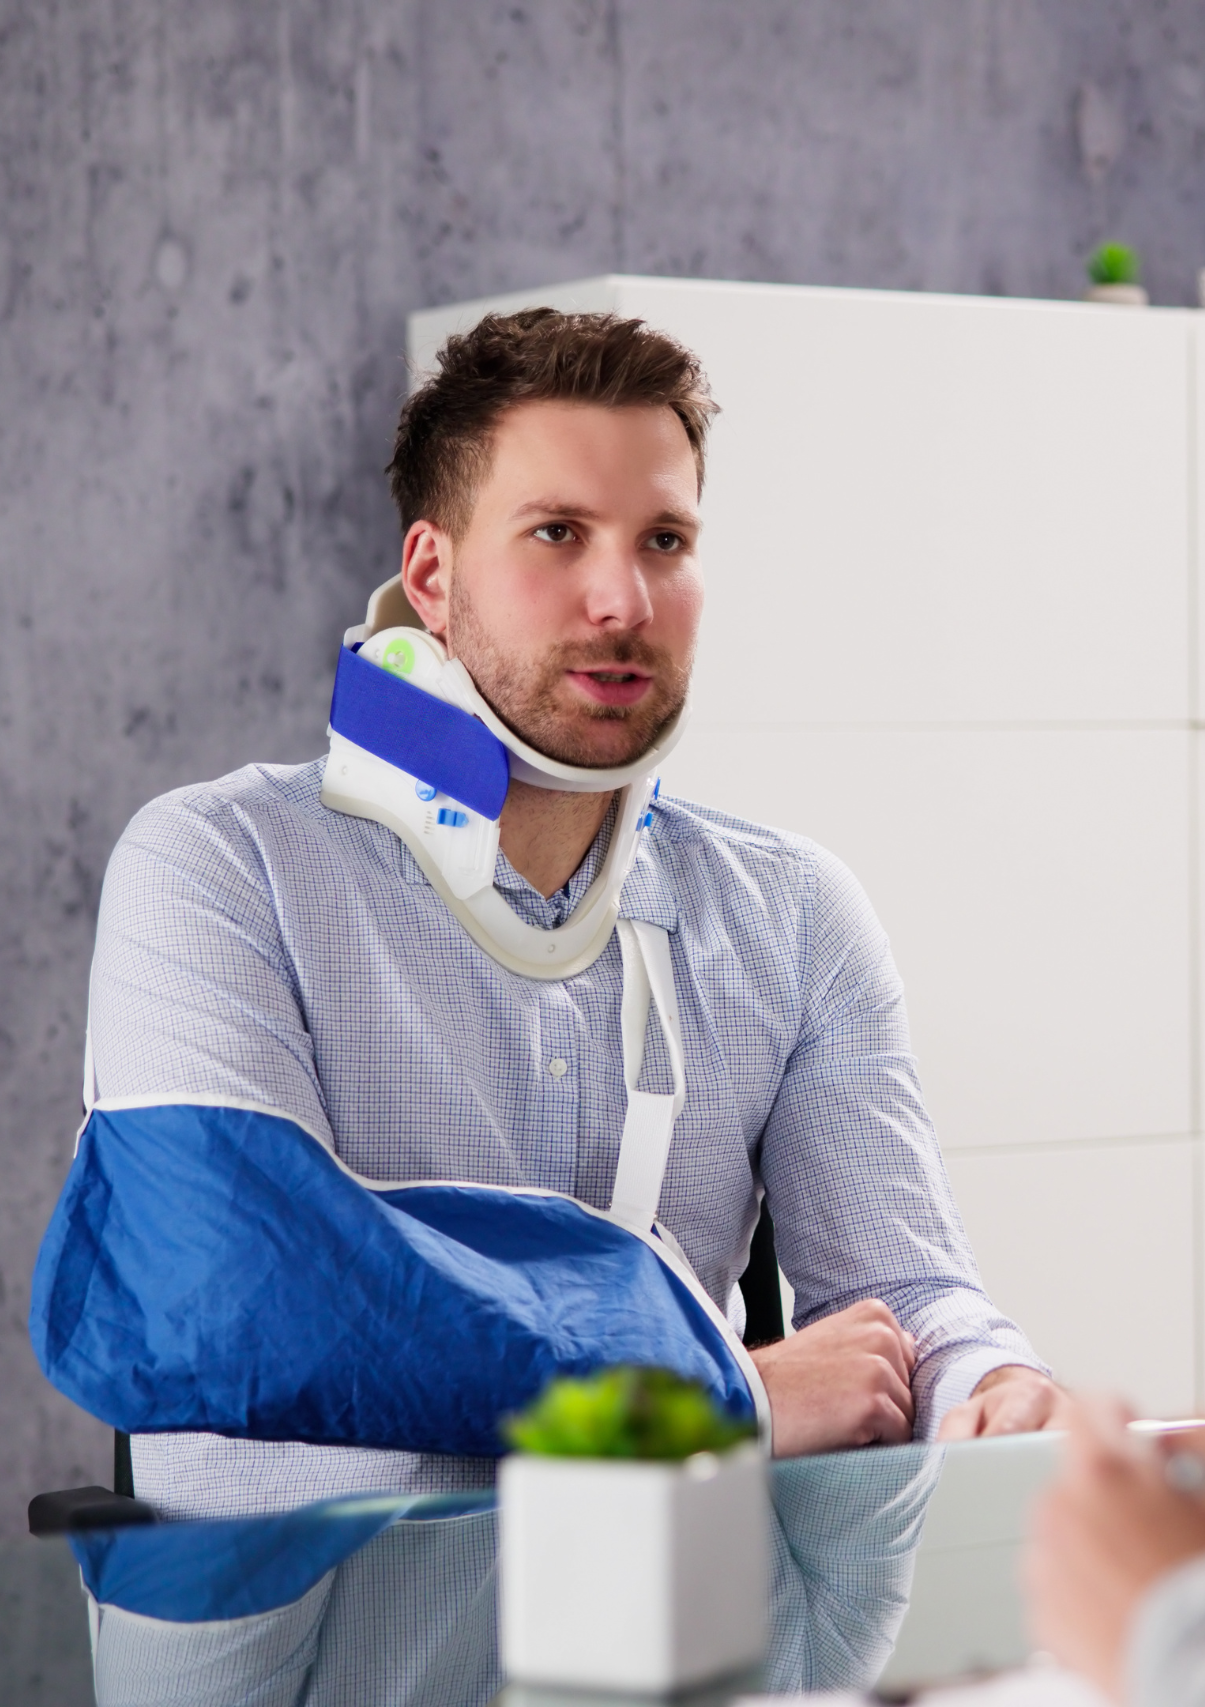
[1127,1553,1205,1707]
[914,1346,1051,1441]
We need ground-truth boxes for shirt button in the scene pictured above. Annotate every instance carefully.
[547,1058,568,1078]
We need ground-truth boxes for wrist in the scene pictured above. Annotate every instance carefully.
[748,1340,783,1374]
[972,1363,1050,1397]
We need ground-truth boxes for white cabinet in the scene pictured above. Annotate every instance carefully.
[411,278,1202,1414]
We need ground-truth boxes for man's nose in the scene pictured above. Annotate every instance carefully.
[582,544,654,630]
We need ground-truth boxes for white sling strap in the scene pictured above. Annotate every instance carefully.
[83,1020,97,1115]
[609,920,686,1233]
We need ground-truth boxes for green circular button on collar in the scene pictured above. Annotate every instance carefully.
[382,637,415,677]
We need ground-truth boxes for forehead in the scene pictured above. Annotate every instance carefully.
[480,400,699,509]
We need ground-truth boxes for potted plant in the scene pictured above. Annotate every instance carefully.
[498,1366,767,1695]
[1084,241,1149,306]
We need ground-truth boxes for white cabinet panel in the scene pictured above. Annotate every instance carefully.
[414,275,1193,727]
[614,277,1193,727]
[1195,321,1205,725]
[661,726,1192,1149]
[944,1140,1198,1418]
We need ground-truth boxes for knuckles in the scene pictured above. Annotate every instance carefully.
[851,1391,913,1445]
[860,1324,905,1360]
[859,1350,913,1400]
[857,1377,915,1440]
[848,1298,897,1327]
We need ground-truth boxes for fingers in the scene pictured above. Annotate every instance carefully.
[945,1368,1072,1440]
[864,1360,916,1444]
[939,1375,1065,1442]
[844,1298,917,1380]
[937,1397,985,1442]
[979,1381,1062,1438]
[1154,1431,1205,1501]
[866,1322,914,1390]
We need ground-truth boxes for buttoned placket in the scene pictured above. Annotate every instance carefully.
[493,839,607,1200]
[535,984,580,1197]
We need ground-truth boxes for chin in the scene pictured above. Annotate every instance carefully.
[548,727,663,771]
[506,691,681,771]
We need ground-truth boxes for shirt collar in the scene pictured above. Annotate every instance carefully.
[493,798,618,930]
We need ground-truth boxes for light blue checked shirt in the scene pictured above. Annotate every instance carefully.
[87,757,1043,1522]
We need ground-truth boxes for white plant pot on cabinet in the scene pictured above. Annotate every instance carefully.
[1083,283,1149,305]
[499,1444,768,1694]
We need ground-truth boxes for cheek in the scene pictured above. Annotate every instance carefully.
[657,570,705,650]
[498,569,584,656]
[461,555,568,642]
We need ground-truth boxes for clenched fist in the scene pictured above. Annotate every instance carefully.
[749,1297,916,1457]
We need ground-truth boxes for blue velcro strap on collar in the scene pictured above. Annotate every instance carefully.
[329,645,510,821]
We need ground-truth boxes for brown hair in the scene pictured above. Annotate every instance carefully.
[386,308,718,538]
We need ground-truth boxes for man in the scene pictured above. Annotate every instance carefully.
[48,310,1060,1522]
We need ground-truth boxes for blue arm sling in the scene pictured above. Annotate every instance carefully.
[30,1100,754,1457]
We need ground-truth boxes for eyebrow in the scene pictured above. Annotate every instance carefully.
[511,499,699,529]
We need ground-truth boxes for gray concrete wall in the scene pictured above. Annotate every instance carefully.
[2,0,1204,1541]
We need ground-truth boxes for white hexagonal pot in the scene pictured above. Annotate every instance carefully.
[499,1443,767,1694]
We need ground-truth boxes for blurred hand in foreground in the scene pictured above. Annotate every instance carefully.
[1024,1396,1205,1701]
[939,1363,1073,1440]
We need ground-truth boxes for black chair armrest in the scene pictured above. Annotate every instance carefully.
[29,1485,157,1537]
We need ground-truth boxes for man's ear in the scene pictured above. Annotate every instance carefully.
[400,520,454,639]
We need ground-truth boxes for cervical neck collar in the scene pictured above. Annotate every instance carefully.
[320,573,688,979]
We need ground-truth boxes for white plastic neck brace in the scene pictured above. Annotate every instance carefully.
[323,575,688,981]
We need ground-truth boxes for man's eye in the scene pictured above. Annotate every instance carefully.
[532,523,577,545]
[646,531,684,553]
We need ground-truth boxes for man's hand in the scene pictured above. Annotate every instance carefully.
[938,1363,1071,1440]
[749,1298,916,1457]
[1023,1398,1205,1702]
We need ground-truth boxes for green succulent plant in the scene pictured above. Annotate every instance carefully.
[503,1366,758,1461]
[1087,242,1141,286]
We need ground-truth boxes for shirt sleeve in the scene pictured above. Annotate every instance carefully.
[88,783,333,1143]
[86,784,362,1519]
[759,843,1048,1438]
[1128,1554,1205,1707]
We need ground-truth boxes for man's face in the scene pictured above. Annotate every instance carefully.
[412,401,704,769]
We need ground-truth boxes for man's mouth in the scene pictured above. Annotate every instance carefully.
[565,667,654,709]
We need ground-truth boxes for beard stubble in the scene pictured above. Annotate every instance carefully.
[447,575,690,768]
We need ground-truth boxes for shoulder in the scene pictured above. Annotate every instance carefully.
[108,758,424,921]
[649,796,898,1022]
[650,793,860,906]
[101,757,404,951]
[117,760,329,862]
[645,794,887,964]
[106,759,395,911]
